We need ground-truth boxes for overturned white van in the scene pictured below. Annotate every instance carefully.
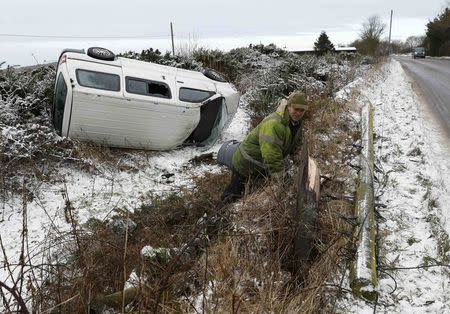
[52,47,240,150]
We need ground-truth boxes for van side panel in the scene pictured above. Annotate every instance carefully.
[68,92,200,150]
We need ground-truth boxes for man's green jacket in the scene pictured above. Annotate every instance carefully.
[232,99,303,176]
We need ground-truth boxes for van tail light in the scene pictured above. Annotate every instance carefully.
[59,55,67,66]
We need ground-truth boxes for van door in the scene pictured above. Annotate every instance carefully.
[65,59,124,143]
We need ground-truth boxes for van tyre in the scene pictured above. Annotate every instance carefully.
[203,68,227,82]
[87,47,115,61]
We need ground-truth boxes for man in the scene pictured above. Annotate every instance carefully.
[220,91,309,204]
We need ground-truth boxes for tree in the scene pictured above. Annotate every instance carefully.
[355,15,386,56]
[314,31,335,55]
[387,40,406,54]
[405,36,426,51]
[426,7,450,56]
[361,15,385,41]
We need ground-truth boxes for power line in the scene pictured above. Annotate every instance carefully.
[0,33,172,39]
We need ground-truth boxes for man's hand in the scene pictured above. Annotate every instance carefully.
[284,157,296,177]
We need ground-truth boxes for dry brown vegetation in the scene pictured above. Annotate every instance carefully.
[30,171,229,313]
[3,103,361,313]
[1,45,369,313]
[171,97,360,313]
[24,93,361,313]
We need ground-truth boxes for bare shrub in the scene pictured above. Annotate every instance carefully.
[175,174,355,313]
[32,172,229,312]
[177,96,359,313]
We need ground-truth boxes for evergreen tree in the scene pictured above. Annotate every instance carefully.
[314,31,335,55]
[426,7,450,56]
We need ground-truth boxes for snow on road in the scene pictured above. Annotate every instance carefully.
[342,59,450,312]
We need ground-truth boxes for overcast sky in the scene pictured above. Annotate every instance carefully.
[1,0,448,66]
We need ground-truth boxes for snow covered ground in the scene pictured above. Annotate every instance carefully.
[0,102,251,295]
[340,59,450,312]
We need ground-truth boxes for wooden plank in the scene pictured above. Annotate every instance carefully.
[350,102,378,300]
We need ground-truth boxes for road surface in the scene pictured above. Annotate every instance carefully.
[395,56,450,136]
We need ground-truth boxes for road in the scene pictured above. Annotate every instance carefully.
[395,56,450,135]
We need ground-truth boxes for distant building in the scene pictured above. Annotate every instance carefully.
[287,47,357,55]
[335,47,357,53]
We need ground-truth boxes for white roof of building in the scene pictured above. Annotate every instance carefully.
[286,46,357,53]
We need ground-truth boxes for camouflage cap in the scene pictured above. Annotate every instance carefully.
[286,91,309,110]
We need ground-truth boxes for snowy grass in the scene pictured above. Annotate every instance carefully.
[337,59,450,313]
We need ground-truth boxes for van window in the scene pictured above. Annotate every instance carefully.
[76,69,120,91]
[126,79,147,95]
[53,73,67,135]
[179,87,215,103]
[126,77,171,99]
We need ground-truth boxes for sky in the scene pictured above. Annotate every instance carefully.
[0,0,448,67]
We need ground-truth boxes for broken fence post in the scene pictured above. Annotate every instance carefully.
[350,102,378,300]
[288,141,320,273]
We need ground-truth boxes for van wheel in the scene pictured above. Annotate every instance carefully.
[203,68,227,82]
[87,47,115,61]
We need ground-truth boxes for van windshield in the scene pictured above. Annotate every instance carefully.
[53,74,67,135]
[414,47,425,52]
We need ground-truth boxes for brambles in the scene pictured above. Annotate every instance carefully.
[0,65,75,195]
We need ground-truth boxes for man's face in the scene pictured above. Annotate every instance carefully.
[288,105,306,122]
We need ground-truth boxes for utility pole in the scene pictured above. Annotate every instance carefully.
[170,22,175,56]
[388,10,393,54]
